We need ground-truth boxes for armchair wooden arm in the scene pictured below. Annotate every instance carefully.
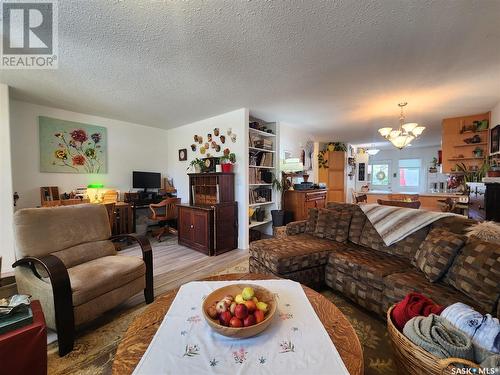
[111,234,154,303]
[12,255,74,356]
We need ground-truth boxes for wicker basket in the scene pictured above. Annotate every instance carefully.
[387,305,480,375]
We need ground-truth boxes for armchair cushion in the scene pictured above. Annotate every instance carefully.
[68,255,145,306]
[52,240,116,269]
[14,204,111,258]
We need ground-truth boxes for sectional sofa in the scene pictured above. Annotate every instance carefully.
[249,203,500,317]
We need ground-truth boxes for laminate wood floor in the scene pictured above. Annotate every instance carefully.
[119,235,249,306]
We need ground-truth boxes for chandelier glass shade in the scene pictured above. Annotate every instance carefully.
[366,148,380,155]
[378,103,425,149]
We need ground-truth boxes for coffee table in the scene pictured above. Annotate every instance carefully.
[112,273,364,375]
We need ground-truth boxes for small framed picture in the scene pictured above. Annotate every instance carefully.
[491,125,500,155]
[178,148,187,161]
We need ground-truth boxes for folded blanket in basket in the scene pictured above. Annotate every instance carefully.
[403,314,474,361]
[441,302,500,363]
[392,292,445,331]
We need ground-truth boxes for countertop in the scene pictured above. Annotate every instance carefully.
[357,191,465,197]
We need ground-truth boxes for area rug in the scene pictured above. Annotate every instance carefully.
[47,260,396,375]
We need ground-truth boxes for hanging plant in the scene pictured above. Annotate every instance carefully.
[326,142,347,152]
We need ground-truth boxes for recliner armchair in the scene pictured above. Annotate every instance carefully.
[12,204,153,356]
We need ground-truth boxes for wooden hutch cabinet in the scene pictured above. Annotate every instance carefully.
[283,190,327,221]
[177,173,238,256]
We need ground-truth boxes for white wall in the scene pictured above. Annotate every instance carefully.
[0,85,15,275]
[166,109,249,248]
[279,123,315,180]
[368,145,441,193]
[10,101,170,209]
[491,101,500,128]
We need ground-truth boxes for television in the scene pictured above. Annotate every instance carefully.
[133,171,161,191]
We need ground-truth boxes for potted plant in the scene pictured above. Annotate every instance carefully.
[473,147,483,158]
[270,173,292,227]
[188,158,205,173]
[455,160,489,185]
[220,153,236,173]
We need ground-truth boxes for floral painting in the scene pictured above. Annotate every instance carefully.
[39,116,107,173]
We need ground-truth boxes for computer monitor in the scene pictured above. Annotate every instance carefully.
[132,171,161,191]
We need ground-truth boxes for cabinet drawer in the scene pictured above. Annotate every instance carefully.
[305,192,326,201]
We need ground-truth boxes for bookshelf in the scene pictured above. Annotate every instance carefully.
[247,117,278,240]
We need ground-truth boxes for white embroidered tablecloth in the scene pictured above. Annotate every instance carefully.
[132,280,349,375]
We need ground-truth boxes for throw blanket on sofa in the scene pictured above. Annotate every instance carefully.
[392,292,445,331]
[441,302,500,363]
[359,204,456,246]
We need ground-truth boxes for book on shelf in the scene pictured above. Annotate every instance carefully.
[249,187,272,204]
[257,152,273,167]
[249,168,262,184]
[249,134,273,150]
[249,152,274,167]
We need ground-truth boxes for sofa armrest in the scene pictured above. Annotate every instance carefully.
[12,255,74,355]
[286,220,307,235]
[111,234,153,302]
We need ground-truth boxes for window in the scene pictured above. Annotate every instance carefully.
[370,163,389,186]
[399,159,421,187]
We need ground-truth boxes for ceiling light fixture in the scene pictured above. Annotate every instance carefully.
[378,102,425,149]
[366,148,380,156]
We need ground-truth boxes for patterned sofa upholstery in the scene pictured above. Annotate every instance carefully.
[249,233,345,289]
[249,202,499,318]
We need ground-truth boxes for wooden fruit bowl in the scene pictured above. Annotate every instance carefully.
[202,284,276,339]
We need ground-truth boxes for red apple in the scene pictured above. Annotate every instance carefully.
[207,305,218,319]
[244,300,257,313]
[219,311,232,326]
[254,309,265,323]
[229,317,243,328]
[234,303,248,319]
[243,314,256,327]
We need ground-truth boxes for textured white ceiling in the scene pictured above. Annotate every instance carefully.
[1,0,500,147]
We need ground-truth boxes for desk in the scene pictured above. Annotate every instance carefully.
[112,202,133,235]
[124,193,171,232]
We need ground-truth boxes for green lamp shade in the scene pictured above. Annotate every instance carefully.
[87,183,104,189]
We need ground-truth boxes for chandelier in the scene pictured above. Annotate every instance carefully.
[378,102,425,149]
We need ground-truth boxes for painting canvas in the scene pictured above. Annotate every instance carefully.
[39,116,107,173]
[491,124,500,155]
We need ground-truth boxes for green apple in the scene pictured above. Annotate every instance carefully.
[242,287,255,301]
[235,294,245,304]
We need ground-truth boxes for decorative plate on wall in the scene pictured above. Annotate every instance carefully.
[178,148,187,161]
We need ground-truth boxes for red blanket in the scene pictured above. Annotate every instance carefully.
[391,292,444,330]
